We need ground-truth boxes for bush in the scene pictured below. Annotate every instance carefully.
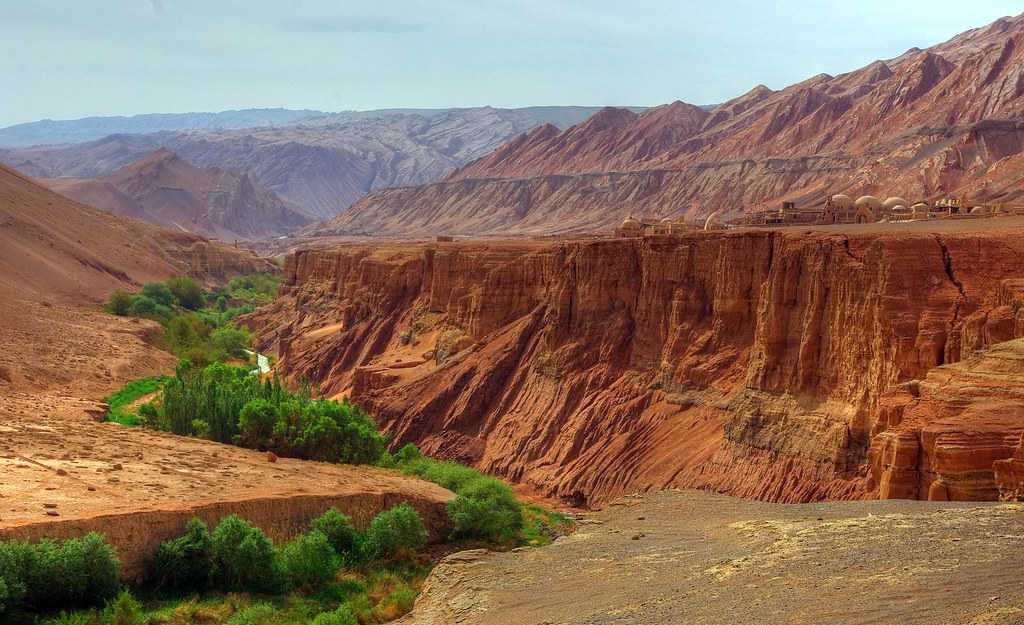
[399,458,481,494]
[149,517,212,591]
[106,290,134,316]
[167,276,205,310]
[226,603,277,625]
[141,282,176,307]
[280,531,338,590]
[101,590,143,625]
[310,508,361,559]
[366,504,427,560]
[129,295,168,320]
[311,605,358,625]
[58,533,122,606]
[396,443,422,464]
[211,327,251,359]
[375,587,417,620]
[210,516,284,594]
[447,477,523,541]
[238,399,278,449]
[0,533,120,612]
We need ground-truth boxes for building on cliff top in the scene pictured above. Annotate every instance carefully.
[615,215,696,237]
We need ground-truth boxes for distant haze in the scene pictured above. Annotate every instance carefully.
[2,0,1022,127]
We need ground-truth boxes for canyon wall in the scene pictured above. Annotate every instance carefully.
[250,229,1024,507]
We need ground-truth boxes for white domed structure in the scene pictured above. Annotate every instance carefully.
[855,196,883,211]
[883,197,909,210]
[622,216,640,228]
[829,194,854,210]
[970,206,988,215]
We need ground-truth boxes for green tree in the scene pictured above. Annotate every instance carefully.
[149,517,212,591]
[280,531,338,590]
[167,276,205,310]
[447,477,523,541]
[210,515,284,593]
[106,290,134,316]
[310,508,361,559]
[211,327,251,359]
[366,503,427,560]
[238,399,278,449]
[141,282,176,307]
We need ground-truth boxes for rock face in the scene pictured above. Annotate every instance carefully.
[249,226,1024,507]
[319,14,1024,237]
[45,149,312,241]
[1,107,621,219]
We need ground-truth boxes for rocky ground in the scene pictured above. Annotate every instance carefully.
[400,490,1024,625]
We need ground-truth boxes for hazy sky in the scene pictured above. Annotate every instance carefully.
[3,1,1021,127]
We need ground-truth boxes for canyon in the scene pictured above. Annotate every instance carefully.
[249,220,1024,508]
[319,14,1024,238]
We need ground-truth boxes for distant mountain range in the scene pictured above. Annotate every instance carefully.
[44,149,311,241]
[0,106,637,219]
[314,13,1024,237]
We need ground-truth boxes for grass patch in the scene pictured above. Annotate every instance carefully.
[103,376,169,426]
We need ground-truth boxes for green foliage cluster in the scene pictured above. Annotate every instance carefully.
[211,516,287,594]
[148,505,425,600]
[148,518,212,591]
[102,376,168,426]
[105,275,260,365]
[0,532,120,615]
[396,446,524,542]
[365,504,428,560]
[159,362,386,464]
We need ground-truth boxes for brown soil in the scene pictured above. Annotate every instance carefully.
[0,164,454,580]
[400,490,1024,625]
[0,389,454,580]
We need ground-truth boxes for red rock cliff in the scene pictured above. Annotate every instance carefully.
[250,228,1024,507]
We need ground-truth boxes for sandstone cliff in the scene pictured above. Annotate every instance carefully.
[249,226,1024,506]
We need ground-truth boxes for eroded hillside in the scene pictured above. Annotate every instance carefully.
[250,223,1024,507]
[319,14,1024,237]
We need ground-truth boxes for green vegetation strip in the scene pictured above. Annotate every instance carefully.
[103,376,169,426]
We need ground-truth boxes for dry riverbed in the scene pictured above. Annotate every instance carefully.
[399,490,1024,625]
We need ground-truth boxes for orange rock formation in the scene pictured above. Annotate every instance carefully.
[250,224,1024,507]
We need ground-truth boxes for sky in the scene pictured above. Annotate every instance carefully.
[2,0,1022,127]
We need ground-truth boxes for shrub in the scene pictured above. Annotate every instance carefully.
[43,611,96,625]
[447,477,523,541]
[310,508,361,559]
[211,327,251,359]
[128,295,163,319]
[311,605,358,625]
[167,276,205,310]
[141,282,176,307]
[0,533,120,612]
[226,603,277,625]
[58,533,122,606]
[366,504,427,560]
[399,458,481,493]
[149,517,212,591]
[106,290,134,316]
[210,516,284,594]
[396,443,422,464]
[280,530,338,590]
[375,587,417,620]
[238,398,278,449]
[101,590,143,625]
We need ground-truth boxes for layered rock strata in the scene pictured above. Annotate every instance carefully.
[250,227,1024,506]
